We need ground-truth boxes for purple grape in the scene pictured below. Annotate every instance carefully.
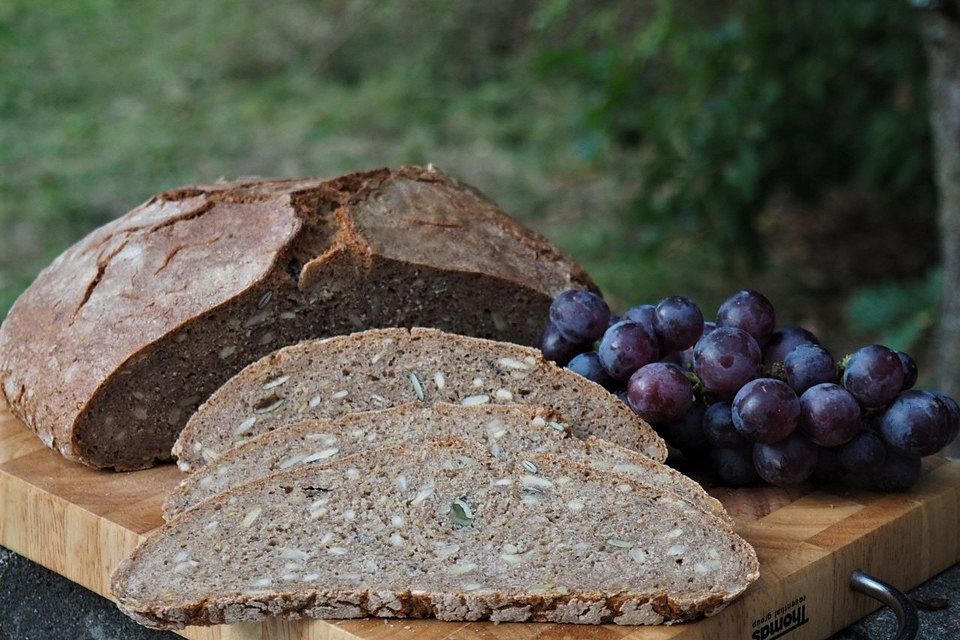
[812,447,846,484]
[837,430,886,474]
[872,450,922,491]
[896,351,918,390]
[566,352,614,388]
[703,402,747,447]
[842,345,905,408]
[597,321,658,381]
[711,447,759,485]
[607,314,623,328]
[933,392,960,445]
[654,296,704,352]
[763,325,820,366]
[753,433,819,486]
[661,402,708,455]
[934,392,960,421]
[879,390,952,457]
[784,343,837,394]
[549,289,611,343]
[732,378,800,443]
[798,383,861,447]
[716,290,776,346]
[540,323,586,366]
[626,363,694,423]
[702,321,717,336]
[693,327,761,394]
[623,304,657,338]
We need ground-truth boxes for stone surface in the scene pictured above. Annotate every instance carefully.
[0,547,177,640]
[0,545,956,639]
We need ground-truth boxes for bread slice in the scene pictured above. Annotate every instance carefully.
[0,166,595,470]
[173,328,667,471]
[113,439,759,628]
[163,402,727,525]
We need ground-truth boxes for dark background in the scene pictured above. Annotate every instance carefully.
[0,0,954,402]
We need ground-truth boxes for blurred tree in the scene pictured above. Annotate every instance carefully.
[922,1,960,409]
[533,0,933,277]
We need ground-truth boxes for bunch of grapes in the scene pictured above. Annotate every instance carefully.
[543,289,959,491]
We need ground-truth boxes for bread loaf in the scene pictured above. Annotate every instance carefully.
[0,167,594,470]
[164,402,726,524]
[174,328,667,471]
[112,439,758,628]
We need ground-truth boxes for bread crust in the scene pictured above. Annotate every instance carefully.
[115,586,729,628]
[0,167,594,469]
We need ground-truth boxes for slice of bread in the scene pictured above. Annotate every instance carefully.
[163,402,728,525]
[173,328,667,471]
[113,439,758,628]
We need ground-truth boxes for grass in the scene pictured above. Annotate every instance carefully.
[0,0,737,316]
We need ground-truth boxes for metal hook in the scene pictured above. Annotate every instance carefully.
[849,569,920,640]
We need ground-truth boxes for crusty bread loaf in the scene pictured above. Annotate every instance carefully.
[174,328,667,471]
[0,166,595,470]
[163,402,726,524]
[113,439,758,628]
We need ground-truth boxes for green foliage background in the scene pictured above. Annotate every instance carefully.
[0,0,938,364]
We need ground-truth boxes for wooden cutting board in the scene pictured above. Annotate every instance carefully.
[1,400,958,640]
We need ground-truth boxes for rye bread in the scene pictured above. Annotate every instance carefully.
[0,166,594,470]
[113,439,758,628]
[173,328,667,471]
[163,402,727,524]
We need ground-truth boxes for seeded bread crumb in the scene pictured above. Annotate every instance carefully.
[113,439,759,628]
[164,402,727,525]
[174,328,667,471]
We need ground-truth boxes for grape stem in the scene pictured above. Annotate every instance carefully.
[761,362,788,382]
[684,370,707,395]
[838,353,853,374]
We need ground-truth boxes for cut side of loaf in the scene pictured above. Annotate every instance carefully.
[163,402,727,525]
[174,328,667,471]
[0,166,595,470]
[113,439,759,628]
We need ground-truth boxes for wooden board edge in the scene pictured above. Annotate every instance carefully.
[0,466,142,595]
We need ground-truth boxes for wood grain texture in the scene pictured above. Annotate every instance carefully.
[1,400,958,640]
